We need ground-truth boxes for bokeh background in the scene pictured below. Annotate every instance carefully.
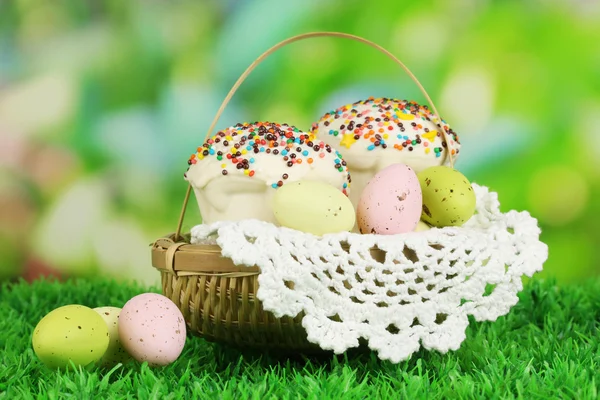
[1,0,599,287]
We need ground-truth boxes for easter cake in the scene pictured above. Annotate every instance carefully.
[185,121,351,225]
[310,97,461,210]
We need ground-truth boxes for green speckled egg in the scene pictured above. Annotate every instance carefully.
[32,305,110,369]
[417,166,476,227]
[272,180,355,235]
[93,307,133,367]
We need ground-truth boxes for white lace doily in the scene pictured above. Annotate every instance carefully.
[190,183,548,363]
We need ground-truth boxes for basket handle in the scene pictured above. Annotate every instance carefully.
[174,31,454,241]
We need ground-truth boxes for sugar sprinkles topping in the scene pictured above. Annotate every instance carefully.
[310,97,461,158]
[186,121,351,194]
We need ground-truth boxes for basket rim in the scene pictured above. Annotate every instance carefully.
[151,233,260,276]
[151,231,412,277]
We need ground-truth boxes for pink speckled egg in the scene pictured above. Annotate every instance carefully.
[357,163,422,234]
[118,293,186,367]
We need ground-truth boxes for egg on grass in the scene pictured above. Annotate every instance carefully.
[93,306,134,367]
[118,293,187,367]
[32,305,110,370]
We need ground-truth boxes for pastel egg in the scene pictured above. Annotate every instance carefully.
[357,163,422,234]
[272,180,355,235]
[32,305,110,369]
[118,293,186,367]
[414,220,432,232]
[93,307,133,367]
[417,166,476,227]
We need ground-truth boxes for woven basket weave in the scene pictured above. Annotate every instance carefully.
[152,234,319,350]
[151,31,456,351]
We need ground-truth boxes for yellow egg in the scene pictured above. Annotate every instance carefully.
[93,307,133,367]
[272,180,355,235]
[32,305,110,369]
[414,220,432,232]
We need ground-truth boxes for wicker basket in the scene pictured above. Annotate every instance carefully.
[152,234,321,351]
[150,32,457,352]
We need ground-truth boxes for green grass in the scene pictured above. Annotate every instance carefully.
[1,278,598,399]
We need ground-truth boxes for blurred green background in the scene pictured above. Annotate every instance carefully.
[1,0,598,287]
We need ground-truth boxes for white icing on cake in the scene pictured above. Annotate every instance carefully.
[185,122,351,224]
[311,98,461,210]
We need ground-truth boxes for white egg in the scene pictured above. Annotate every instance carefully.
[93,306,133,367]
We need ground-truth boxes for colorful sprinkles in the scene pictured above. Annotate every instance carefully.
[186,121,351,195]
[310,97,460,159]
